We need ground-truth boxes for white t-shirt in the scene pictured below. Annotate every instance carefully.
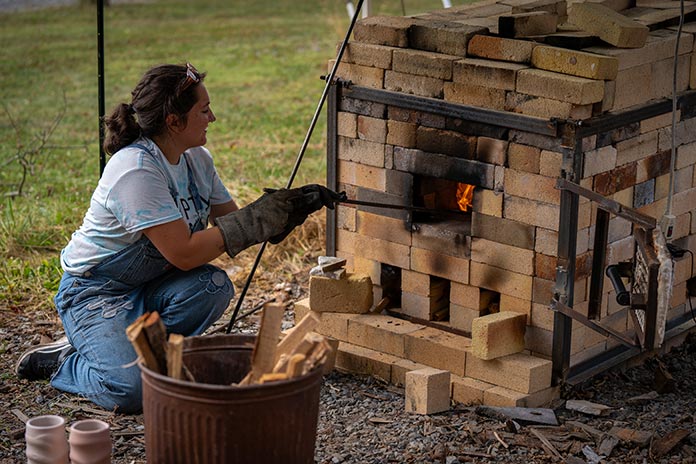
[61,137,233,274]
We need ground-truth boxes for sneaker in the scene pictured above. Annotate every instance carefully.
[16,337,76,381]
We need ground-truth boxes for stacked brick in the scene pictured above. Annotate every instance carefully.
[325,0,696,407]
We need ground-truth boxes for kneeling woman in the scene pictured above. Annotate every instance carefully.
[16,63,338,413]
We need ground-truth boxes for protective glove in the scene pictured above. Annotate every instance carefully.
[214,189,294,258]
[214,185,343,257]
[265,184,343,244]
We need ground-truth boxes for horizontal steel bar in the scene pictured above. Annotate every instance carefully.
[341,84,560,137]
[576,89,696,137]
[551,298,638,348]
[556,178,657,229]
[337,197,467,216]
[566,311,696,385]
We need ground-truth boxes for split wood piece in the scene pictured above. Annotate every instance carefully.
[258,372,289,384]
[273,337,317,374]
[303,335,332,375]
[322,337,339,374]
[274,312,320,365]
[273,332,333,377]
[476,406,559,426]
[143,312,168,375]
[529,428,563,460]
[286,354,307,378]
[239,303,285,385]
[565,399,612,416]
[654,360,675,393]
[167,334,184,380]
[609,426,653,447]
[371,297,390,313]
[320,257,347,272]
[126,312,163,374]
[651,429,690,458]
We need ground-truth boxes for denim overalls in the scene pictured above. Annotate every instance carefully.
[51,145,234,413]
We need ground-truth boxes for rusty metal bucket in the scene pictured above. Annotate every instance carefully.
[140,334,323,464]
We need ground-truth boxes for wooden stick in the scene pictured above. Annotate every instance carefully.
[143,312,168,375]
[529,428,563,460]
[239,303,285,385]
[167,334,184,380]
[274,312,320,364]
[286,353,307,378]
[273,337,316,373]
[126,312,162,373]
[258,372,289,384]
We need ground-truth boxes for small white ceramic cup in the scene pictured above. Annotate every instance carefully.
[68,418,112,464]
[25,415,69,464]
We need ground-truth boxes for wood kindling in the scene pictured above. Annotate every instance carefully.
[239,308,334,386]
[126,311,193,381]
[125,307,333,386]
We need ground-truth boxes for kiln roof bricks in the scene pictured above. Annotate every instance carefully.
[499,11,559,38]
[568,2,649,48]
[531,45,620,80]
[467,34,536,63]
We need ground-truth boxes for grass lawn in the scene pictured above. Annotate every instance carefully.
[0,0,464,310]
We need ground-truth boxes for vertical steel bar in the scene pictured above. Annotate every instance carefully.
[588,208,610,320]
[97,0,106,176]
[326,82,339,256]
[551,123,582,385]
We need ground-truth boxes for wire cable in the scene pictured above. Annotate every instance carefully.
[662,0,685,239]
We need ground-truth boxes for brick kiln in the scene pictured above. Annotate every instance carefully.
[295,0,696,408]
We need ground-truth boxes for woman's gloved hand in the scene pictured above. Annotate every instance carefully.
[265,184,344,244]
[214,184,343,257]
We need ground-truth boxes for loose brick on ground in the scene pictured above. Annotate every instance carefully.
[405,368,451,414]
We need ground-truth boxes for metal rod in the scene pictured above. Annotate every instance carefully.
[337,198,468,216]
[97,0,106,177]
[225,0,365,334]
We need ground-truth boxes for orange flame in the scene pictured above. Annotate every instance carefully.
[456,183,474,212]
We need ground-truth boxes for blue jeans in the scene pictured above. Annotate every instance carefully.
[51,237,233,413]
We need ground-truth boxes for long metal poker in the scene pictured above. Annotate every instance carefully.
[226,0,365,333]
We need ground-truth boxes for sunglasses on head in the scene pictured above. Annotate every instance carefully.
[178,62,200,96]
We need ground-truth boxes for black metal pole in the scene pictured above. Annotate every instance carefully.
[97,0,106,176]
[225,0,365,333]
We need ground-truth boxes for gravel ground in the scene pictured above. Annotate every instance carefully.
[3,291,696,463]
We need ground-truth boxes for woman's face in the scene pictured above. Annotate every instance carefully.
[179,83,216,149]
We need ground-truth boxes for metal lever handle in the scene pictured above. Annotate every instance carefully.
[605,264,630,306]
